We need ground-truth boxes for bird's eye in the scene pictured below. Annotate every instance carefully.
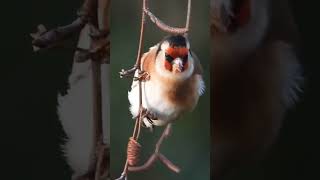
[165,54,174,62]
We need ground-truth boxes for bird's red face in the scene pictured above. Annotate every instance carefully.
[155,35,195,80]
[159,35,190,74]
[164,46,189,73]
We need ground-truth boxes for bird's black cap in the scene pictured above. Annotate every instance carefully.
[157,35,187,55]
[165,35,187,47]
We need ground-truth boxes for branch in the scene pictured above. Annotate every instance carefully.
[30,0,97,51]
[143,0,191,34]
[128,124,180,173]
[143,9,188,34]
[89,1,110,180]
[30,18,86,51]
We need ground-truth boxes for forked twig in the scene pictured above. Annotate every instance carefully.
[30,18,86,51]
[31,0,110,64]
[30,0,95,52]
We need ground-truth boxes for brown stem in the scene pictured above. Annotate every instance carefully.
[158,153,180,173]
[74,25,109,63]
[134,0,147,71]
[95,141,109,180]
[89,60,103,173]
[155,123,171,153]
[143,9,188,34]
[97,0,110,32]
[117,0,148,179]
[91,0,110,179]
[185,0,191,30]
[128,154,158,172]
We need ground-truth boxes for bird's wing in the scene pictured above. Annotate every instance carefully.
[130,44,158,95]
[140,44,159,72]
[190,51,205,96]
[191,51,203,75]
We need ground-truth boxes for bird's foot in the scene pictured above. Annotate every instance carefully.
[133,108,157,132]
[139,108,158,120]
[133,71,150,82]
[144,110,158,132]
[133,108,156,120]
[145,110,157,120]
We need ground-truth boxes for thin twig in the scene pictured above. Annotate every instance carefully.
[158,153,181,173]
[143,9,188,34]
[91,0,110,179]
[95,141,108,180]
[116,0,148,179]
[30,0,98,51]
[143,0,191,34]
[90,60,102,178]
[119,0,147,78]
[30,18,87,51]
[185,0,192,30]
[128,154,158,172]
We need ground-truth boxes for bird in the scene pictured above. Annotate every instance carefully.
[128,35,205,130]
[211,0,303,178]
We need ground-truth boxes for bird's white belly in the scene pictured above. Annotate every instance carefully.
[144,80,180,121]
[128,78,180,126]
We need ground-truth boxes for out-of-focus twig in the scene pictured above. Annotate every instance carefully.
[31,0,110,179]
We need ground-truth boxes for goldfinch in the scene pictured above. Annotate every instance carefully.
[128,35,205,129]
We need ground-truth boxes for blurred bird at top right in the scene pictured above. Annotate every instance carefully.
[211,0,303,179]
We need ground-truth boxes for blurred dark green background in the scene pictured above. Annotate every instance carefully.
[110,0,211,179]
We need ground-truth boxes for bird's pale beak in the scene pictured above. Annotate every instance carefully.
[172,59,184,73]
